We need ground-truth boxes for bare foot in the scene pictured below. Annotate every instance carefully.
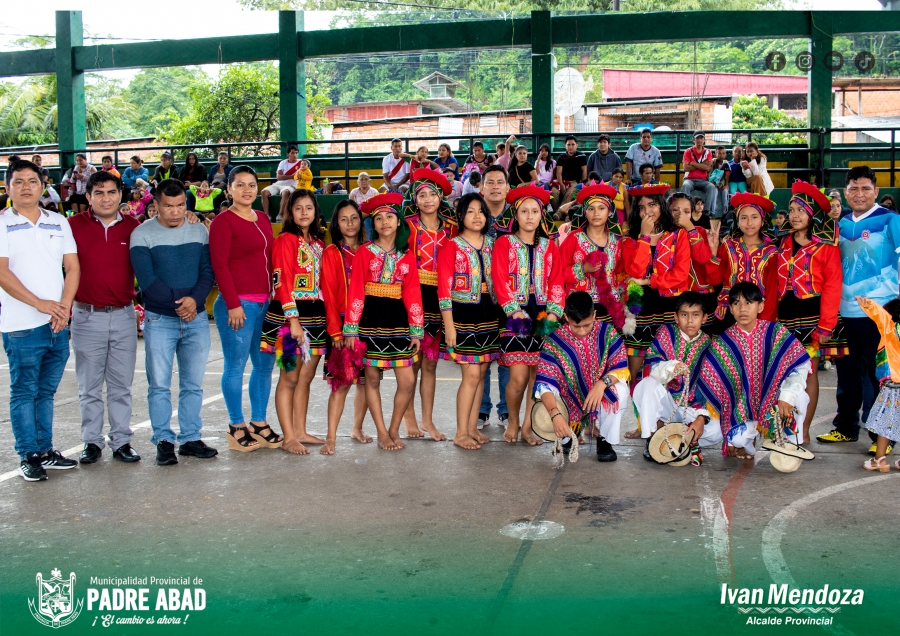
[522,428,544,446]
[578,435,586,445]
[454,435,481,450]
[472,431,490,445]
[297,434,326,445]
[350,429,373,444]
[726,445,753,460]
[282,439,310,455]
[421,421,447,441]
[504,423,521,443]
[389,431,407,449]
[320,439,336,455]
[624,428,642,439]
[404,424,425,439]
[377,433,399,450]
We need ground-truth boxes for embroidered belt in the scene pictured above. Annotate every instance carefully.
[418,269,438,286]
[364,282,402,299]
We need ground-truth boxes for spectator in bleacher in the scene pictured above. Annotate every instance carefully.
[151,152,178,188]
[3,155,21,187]
[40,183,61,212]
[100,156,121,179]
[680,132,716,213]
[492,135,518,172]
[190,181,223,217]
[208,151,234,188]
[691,195,712,230]
[742,141,773,195]
[709,145,730,221]
[728,145,747,195]
[349,172,378,207]
[586,134,622,182]
[65,153,96,215]
[408,146,440,172]
[879,194,896,211]
[293,158,314,191]
[126,180,153,217]
[508,145,536,188]
[610,167,627,222]
[31,155,50,183]
[435,143,460,180]
[179,152,207,187]
[121,156,149,194]
[261,144,302,221]
[381,138,411,194]
[828,189,849,221]
[462,171,481,196]
[462,141,493,181]
[534,143,559,209]
[625,129,662,185]
[556,135,588,205]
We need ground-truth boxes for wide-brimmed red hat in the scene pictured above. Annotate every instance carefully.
[790,180,831,213]
[506,184,551,207]
[360,192,404,216]
[576,183,618,207]
[731,192,776,214]
[627,183,670,198]
[410,168,452,196]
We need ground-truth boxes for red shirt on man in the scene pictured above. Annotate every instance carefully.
[69,212,140,307]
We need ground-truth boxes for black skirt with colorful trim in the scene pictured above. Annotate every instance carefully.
[778,291,848,357]
[499,294,544,367]
[623,286,677,355]
[358,295,418,368]
[260,298,328,369]
[421,283,443,337]
[440,294,501,364]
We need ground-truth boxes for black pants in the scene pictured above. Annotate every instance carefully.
[833,316,880,441]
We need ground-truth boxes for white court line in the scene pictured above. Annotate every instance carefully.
[0,383,249,485]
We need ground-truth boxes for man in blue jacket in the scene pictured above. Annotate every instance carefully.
[819,166,900,454]
[130,179,217,466]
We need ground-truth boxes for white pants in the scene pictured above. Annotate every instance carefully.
[589,381,629,444]
[263,183,295,196]
[633,377,721,447]
[724,389,809,455]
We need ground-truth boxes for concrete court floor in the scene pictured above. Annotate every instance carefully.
[0,322,896,636]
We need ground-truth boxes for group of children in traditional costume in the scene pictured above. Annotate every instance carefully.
[258,166,900,472]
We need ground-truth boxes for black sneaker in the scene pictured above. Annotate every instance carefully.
[41,449,77,470]
[561,438,573,455]
[156,440,178,466]
[80,443,102,464]
[596,437,617,462]
[178,440,218,459]
[643,437,653,462]
[476,413,489,430]
[19,452,47,481]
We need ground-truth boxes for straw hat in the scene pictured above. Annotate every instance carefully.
[531,399,570,443]
[762,438,815,473]
[648,423,696,465]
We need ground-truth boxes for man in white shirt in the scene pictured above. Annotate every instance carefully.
[261,144,302,221]
[381,139,410,193]
[0,159,81,481]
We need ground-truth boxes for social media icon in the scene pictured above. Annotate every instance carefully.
[855,51,875,73]
[825,51,844,72]
[795,52,815,72]
[766,51,786,72]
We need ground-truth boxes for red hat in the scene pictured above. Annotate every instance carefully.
[790,180,831,213]
[410,168,452,196]
[731,192,776,214]
[576,183,619,206]
[360,192,404,216]
[627,183,670,197]
[506,184,551,207]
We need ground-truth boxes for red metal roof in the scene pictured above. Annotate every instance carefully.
[601,69,810,100]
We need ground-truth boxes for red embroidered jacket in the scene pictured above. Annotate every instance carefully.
[776,233,842,335]
[406,215,457,287]
[620,229,691,297]
[273,232,325,319]
[342,243,424,339]
[437,236,496,310]
[321,242,357,339]
[705,237,778,321]
[559,229,624,303]
[491,234,565,318]
[685,227,715,293]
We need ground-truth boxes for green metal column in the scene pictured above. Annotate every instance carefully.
[531,10,554,136]
[55,11,86,169]
[279,10,306,153]
[808,10,833,185]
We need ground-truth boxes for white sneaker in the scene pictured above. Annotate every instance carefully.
[497,414,509,428]
[477,413,489,430]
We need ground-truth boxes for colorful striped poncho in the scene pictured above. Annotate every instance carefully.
[535,321,628,435]
[643,324,711,407]
[696,320,809,455]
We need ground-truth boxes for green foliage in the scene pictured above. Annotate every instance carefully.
[731,94,807,144]
[124,67,206,136]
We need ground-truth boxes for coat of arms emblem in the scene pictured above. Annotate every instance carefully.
[28,568,83,628]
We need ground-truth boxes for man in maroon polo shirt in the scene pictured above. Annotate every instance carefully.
[69,171,142,464]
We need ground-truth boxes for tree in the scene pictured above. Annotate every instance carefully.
[125,67,206,136]
[731,94,806,144]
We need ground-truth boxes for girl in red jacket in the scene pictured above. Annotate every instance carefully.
[669,191,717,319]
[320,200,373,455]
[492,185,564,446]
[620,184,691,390]
[266,189,327,455]
[344,193,424,451]
[777,180,844,443]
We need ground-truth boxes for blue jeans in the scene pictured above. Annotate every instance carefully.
[144,310,211,445]
[3,324,70,459]
[480,362,509,417]
[213,295,275,424]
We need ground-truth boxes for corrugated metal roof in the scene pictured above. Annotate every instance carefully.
[602,69,809,100]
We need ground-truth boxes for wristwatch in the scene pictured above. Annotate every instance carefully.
[601,375,613,387]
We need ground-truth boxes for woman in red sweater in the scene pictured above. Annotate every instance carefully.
[209,166,281,452]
